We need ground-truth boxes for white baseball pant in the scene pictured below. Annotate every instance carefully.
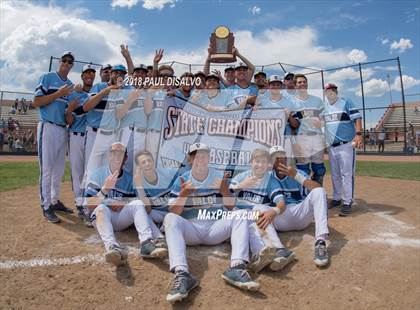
[164,210,250,272]
[68,132,85,206]
[119,127,146,174]
[145,130,160,162]
[92,200,163,251]
[328,142,356,205]
[85,126,116,181]
[296,134,325,164]
[272,187,329,239]
[37,121,68,210]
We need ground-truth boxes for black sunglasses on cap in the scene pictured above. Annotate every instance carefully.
[61,58,74,65]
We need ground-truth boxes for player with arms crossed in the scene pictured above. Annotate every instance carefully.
[164,143,260,303]
[84,143,167,267]
[34,52,75,223]
[256,145,330,267]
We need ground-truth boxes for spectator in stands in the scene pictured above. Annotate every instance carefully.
[378,128,386,152]
[14,137,23,151]
[27,130,35,149]
[415,106,419,113]
[28,100,34,110]
[0,118,5,129]
[8,134,13,150]
[0,130,4,151]
[9,105,16,114]
[394,129,398,142]
[14,98,18,109]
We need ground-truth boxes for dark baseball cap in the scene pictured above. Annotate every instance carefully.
[61,52,74,60]
[284,72,294,80]
[254,71,267,78]
[224,66,235,72]
[235,63,248,70]
[205,73,220,81]
[133,64,148,72]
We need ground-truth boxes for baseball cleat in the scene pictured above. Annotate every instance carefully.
[51,200,74,214]
[166,271,199,303]
[43,207,60,223]
[105,244,127,266]
[328,199,342,209]
[269,247,296,271]
[140,239,168,258]
[314,239,329,267]
[339,204,352,217]
[247,246,277,273]
[76,206,85,220]
[222,264,260,291]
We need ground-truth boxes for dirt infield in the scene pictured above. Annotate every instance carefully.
[1,177,419,310]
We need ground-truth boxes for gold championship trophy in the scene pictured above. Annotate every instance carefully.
[209,26,236,63]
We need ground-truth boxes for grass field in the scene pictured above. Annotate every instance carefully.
[0,160,419,193]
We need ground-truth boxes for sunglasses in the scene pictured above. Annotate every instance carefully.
[61,58,74,65]
[160,73,173,78]
[284,76,294,81]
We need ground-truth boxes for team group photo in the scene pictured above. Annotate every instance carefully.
[0,1,419,309]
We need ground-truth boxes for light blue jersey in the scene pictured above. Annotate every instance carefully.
[141,168,178,211]
[169,168,224,220]
[119,89,147,129]
[293,95,324,135]
[282,89,296,100]
[86,82,121,130]
[67,90,89,133]
[85,166,137,200]
[230,170,271,209]
[265,170,308,206]
[147,90,166,132]
[193,90,231,109]
[322,97,362,145]
[227,83,259,108]
[34,72,74,126]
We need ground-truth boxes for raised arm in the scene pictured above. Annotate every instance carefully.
[234,47,255,83]
[121,44,134,76]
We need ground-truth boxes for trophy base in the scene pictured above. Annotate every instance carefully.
[210,54,237,63]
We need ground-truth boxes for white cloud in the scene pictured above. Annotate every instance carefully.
[356,78,389,97]
[0,1,133,91]
[355,75,420,97]
[390,38,413,54]
[381,38,389,45]
[326,67,374,82]
[111,0,140,8]
[392,75,420,91]
[111,0,176,10]
[249,5,261,15]
[347,49,367,63]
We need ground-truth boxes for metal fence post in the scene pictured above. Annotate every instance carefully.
[48,56,53,72]
[358,63,367,152]
[397,57,407,152]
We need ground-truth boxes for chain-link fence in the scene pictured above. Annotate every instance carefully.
[1,56,418,154]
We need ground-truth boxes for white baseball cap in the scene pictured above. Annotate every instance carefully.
[269,145,286,156]
[82,64,96,73]
[188,143,210,154]
[268,75,282,84]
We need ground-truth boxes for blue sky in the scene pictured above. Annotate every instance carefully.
[1,0,419,128]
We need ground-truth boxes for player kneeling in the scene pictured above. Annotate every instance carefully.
[85,142,167,267]
[256,145,329,268]
[164,143,259,303]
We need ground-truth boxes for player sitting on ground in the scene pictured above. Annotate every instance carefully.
[229,148,295,272]
[164,143,260,303]
[134,150,178,226]
[256,145,330,267]
[84,142,167,267]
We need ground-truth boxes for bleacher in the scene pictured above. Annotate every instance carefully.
[376,102,420,131]
[0,99,38,128]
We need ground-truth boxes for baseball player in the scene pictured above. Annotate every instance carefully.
[254,71,268,98]
[145,65,173,160]
[100,64,112,83]
[164,143,260,303]
[292,74,326,185]
[83,64,127,180]
[229,149,296,272]
[256,145,330,267]
[258,75,300,162]
[322,83,362,216]
[85,142,167,267]
[134,150,178,225]
[282,72,296,99]
[65,64,96,223]
[116,64,148,174]
[190,74,231,111]
[227,63,259,109]
[34,51,75,223]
